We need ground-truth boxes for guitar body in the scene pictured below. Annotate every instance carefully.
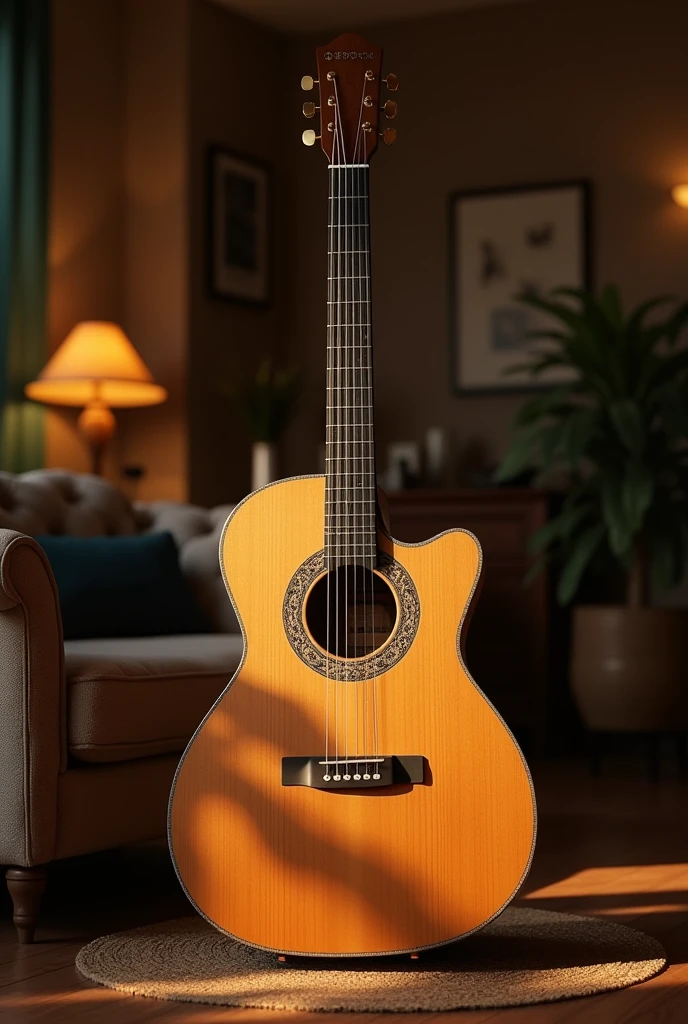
[169,475,536,957]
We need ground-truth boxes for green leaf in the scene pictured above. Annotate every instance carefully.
[528,503,589,552]
[557,523,606,604]
[599,285,624,331]
[621,465,653,534]
[493,424,540,482]
[608,399,645,454]
[625,295,674,337]
[560,408,598,466]
[601,477,633,556]
[513,387,577,426]
[540,420,569,467]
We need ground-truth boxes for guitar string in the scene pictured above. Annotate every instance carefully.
[362,106,379,771]
[350,84,368,778]
[324,100,336,781]
[333,76,345,779]
[342,90,350,777]
[352,83,368,778]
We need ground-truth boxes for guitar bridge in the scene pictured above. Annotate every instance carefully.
[281,755,425,789]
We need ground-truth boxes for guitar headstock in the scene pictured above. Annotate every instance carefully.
[301,33,397,163]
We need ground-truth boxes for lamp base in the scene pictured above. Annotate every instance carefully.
[78,399,116,475]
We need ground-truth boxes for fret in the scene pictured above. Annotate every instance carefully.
[326,436,374,444]
[325,545,376,551]
[325,486,376,493]
[325,520,376,527]
[326,458,376,463]
[327,388,373,394]
[326,409,373,418]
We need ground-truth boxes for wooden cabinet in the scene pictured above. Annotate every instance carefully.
[387,489,550,746]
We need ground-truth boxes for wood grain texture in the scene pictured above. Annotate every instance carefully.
[168,476,536,956]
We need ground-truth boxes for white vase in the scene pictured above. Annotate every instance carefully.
[251,441,276,491]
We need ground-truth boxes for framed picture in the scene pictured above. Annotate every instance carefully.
[449,181,591,393]
[208,146,272,306]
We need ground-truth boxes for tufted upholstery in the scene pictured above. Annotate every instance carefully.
[0,469,246,928]
[0,469,238,633]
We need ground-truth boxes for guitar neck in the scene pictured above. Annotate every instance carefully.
[325,163,377,572]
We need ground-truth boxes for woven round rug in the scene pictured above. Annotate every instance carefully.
[76,908,666,1012]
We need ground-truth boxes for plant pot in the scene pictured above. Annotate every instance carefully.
[251,441,276,491]
[571,606,688,731]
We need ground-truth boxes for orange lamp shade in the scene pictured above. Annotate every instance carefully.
[25,321,167,408]
[672,185,688,209]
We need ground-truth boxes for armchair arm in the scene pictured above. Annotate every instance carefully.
[0,531,65,866]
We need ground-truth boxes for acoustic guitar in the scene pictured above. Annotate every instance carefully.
[169,32,536,958]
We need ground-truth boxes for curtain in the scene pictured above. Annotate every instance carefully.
[0,0,49,471]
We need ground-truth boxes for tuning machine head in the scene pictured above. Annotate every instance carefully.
[382,99,397,119]
[301,75,318,91]
[302,129,320,146]
[384,73,399,92]
[381,127,397,145]
[302,101,318,118]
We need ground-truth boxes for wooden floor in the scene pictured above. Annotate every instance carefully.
[1,756,687,1023]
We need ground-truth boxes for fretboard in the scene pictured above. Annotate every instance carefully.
[325,164,377,571]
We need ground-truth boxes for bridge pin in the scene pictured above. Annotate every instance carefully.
[373,773,381,780]
[333,774,341,781]
[343,774,351,780]
[363,773,371,780]
[323,774,331,781]
[353,774,361,780]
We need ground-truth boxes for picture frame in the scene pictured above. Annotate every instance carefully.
[448,180,592,394]
[207,146,272,307]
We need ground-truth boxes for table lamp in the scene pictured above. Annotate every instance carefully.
[25,321,167,474]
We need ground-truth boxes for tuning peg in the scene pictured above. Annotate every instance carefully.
[302,129,320,146]
[381,127,397,145]
[302,101,318,118]
[384,73,399,91]
[382,99,397,119]
[301,75,318,91]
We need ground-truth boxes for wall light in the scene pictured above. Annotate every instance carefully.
[671,184,688,209]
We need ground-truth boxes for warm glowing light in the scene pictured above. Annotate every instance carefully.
[671,184,688,209]
[25,321,167,408]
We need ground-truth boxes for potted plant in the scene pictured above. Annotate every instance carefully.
[496,285,688,730]
[223,359,299,491]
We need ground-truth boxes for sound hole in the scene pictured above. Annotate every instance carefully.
[304,566,397,658]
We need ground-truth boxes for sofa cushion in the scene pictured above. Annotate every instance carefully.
[37,531,211,640]
[65,633,243,763]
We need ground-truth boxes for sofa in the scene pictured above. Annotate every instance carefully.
[0,468,243,942]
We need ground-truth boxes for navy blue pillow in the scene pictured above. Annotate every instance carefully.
[36,531,211,640]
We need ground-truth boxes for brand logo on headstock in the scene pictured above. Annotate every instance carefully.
[324,51,375,61]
